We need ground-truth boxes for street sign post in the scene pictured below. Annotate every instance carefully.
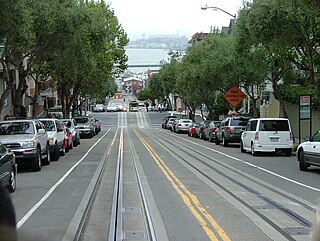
[224,85,245,108]
[299,94,312,144]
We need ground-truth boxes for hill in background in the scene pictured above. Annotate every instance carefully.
[127,35,189,50]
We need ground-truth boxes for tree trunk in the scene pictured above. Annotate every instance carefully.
[272,79,288,118]
[0,60,14,118]
[13,61,28,118]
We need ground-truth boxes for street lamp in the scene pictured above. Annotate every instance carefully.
[201,5,236,19]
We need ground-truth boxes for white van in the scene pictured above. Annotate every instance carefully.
[240,118,293,156]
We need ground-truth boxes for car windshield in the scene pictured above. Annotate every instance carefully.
[311,131,320,142]
[0,121,35,135]
[62,120,72,128]
[74,117,89,123]
[40,120,56,131]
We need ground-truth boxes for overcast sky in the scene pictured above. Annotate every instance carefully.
[109,0,244,40]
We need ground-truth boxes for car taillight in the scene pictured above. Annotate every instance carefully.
[212,127,217,132]
[255,132,259,141]
[226,127,231,133]
[178,124,182,126]
[290,132,293,142]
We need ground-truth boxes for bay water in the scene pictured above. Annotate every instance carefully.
[125,48,171,73]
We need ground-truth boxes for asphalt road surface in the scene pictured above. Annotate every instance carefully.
[11,101,320,241]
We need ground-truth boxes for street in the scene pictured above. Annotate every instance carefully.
[11,106,320,241]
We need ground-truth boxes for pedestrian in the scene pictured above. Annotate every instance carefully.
[0,181,17,241]
[145,101,149,112]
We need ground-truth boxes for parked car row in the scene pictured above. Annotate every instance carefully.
[165,114,320,172]
[0,115,102,193]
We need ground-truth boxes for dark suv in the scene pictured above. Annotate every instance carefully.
[215,116,251,147]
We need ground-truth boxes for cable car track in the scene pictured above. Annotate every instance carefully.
[139,129,317,240]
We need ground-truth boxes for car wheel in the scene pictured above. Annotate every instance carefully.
[65,143,69,153]
[240,141,246,153]
[7,167,16,193]
[215,136,221,145]
[42,144,51,165]
[251,143,257,156]
[51,144,60,161]
[73,140,78,147]
[222,136,228,147]
[32,147,42,172]
[299,150,309,171]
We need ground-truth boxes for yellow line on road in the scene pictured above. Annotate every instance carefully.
[134,130,231,241]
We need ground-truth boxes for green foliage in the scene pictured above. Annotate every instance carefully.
[149,73,163,99]
[208,93,229,120]
[279,84,319,109]
[137,87,153,100]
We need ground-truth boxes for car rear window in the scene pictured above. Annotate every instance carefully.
[259,120,290,131]
[181,119,192,123]
[230,119,249,126]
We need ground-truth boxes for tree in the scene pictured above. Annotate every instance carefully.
[237,0,294,117]
[177,34,237,119]
[0,0,35,118]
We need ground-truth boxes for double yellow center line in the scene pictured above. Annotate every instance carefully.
[134,130,231,241]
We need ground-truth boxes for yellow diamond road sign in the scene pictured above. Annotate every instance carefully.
[224,85,245,108]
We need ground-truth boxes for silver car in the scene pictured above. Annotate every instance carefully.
[174,119,193,133]
[74,116,95,138]
[0,119,50,171]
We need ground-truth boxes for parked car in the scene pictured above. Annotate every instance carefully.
[240,118,293,156]
[0,142,17,192]
[215,116,251,147]
[106,103,119,112]
[166,117,178,131]
[39,118,66,161]
[162,115,178,129]
[171,119,180,132]
[61,122,73,153]
[188,123,199,137]
[90,116,101,134]
[174,119,193,133]
[196,120,213,139]
[60,118,80,147]
[0,119,50,171]
[93,104,105,112]
[204,121,221,142]
[297,130,320,171]
[74,116,96,138]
